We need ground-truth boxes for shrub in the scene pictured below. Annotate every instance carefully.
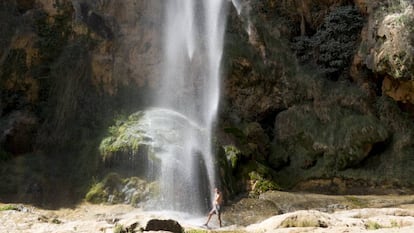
[291,6,364,80]
[365,221,382,230]
[0,205,18,211]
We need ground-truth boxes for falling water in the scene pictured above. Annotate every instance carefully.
[231,0,242,15]
[230,0,252,38]
[149,1,228,214]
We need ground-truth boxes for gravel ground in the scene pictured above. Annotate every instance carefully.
[2,192,414,233]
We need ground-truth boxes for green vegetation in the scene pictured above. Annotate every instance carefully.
[365,221,382,230]
[85,173,156,205]
[246,162,281,196]
[85,182,106,204]
[292,5,363,79]
[99,112,145,161]
[252,178,280,195]
[223,145,242,169]
[0,205,18,211]
[85,173,123,204]
[364,219,402,230]
[113,224,125,233]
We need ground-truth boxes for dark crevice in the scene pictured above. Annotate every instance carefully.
[258,109,285,140]
[397,102,414,119]
[357,139,391,168]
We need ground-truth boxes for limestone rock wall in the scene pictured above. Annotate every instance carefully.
[0,0,163,155]
[1,0,414,202]
[0,0,163,203]
[219,0,414,195]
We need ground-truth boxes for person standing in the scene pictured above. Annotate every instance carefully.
[204,187,223,227]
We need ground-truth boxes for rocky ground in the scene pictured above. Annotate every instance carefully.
[2,191,414,233]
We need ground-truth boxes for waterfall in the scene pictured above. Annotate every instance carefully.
[148,0,228,214]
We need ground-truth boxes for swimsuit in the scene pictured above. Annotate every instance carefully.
[210,204,221,215]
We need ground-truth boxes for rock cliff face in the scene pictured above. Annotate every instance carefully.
[0,0,413,203]
[1,0,163,153]
[0,0,163,203]
[219,0,414,195]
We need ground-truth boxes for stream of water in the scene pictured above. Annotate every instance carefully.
[148,0,228,215]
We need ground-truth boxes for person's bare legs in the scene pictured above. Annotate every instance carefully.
[205,212,222,227]
[204,212,213,226]
[218,213,222,227]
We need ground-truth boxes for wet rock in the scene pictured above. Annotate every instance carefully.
[0,111,38,155]
[144,219,183,233]
[85,173,157,205]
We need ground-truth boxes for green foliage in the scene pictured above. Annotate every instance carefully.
[0,205,18,211]
[292,6,363,79]
[85,181,106,204]
[85,173,155,205]
[365,221,382,230]
[99,112,145,161]
[113,224,125,233]
[85,173,123,204]
[224,145,242,169]
[252,179,280,195]
[245,162,281,196]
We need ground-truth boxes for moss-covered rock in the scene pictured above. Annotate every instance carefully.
[85,172,157,205]
[218,127,280,196]
[272,102,389,188]
[99,112,146,162]
[248,170,280,197]
[223,145,242,171]
[239,160,280,196]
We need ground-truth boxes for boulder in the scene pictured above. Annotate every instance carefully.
[144,219,183,233]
